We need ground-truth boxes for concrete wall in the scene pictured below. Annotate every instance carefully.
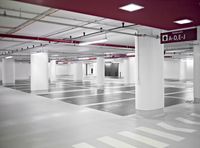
[0,62,2,81]
[15,62,30,80]
[164,59,193,80]
[56,64,68,75]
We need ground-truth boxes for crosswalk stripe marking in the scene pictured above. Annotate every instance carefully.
[176,117,200,125]
[72,142,96,148]
[118,131,169,148]
[136,127,184,142]
[157,122,196,133]
[191,113,200,118]
[98,136,137,148]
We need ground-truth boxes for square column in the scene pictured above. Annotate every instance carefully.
[31,52,49,91]
[193,26,200,103]
[135,28,164,117]
[49,60,57,82]
[73,62,83,81]
[2,58,15,85]
[96,57,105,86]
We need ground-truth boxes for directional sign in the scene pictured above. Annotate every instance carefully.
[161,28,197,44]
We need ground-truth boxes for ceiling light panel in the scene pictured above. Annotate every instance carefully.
[119,3,144,12]
[174,19,193,24]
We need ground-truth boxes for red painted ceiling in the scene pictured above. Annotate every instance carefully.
[16,0,200,30]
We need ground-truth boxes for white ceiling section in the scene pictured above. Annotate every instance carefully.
[0,0,193,61]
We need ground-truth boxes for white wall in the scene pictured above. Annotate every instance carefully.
[15,62,30,80]
[0,62,2,81]
[56,64,68,75]
[164,59,181,80]
[164,59,193,80]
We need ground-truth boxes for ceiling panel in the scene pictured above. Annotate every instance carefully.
[0,16,27,27]
[51,10,103,22]
[15,21,68,36]
[0,0,49,13]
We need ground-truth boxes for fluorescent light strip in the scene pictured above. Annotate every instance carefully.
[79,39,108,46]
[119,3,144,12]
[5,56,13,59]
[174,19,192,24]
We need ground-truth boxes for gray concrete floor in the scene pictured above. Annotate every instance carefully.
[0,79,200,148]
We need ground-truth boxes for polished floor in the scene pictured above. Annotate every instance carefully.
[4,75,193,116]
[0,85,199,148]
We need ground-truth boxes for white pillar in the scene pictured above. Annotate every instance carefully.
[97,57,105,85]
[124,58,130,84]
[193,26,200,103]
[31,52,49,91]
[2,58,15,85]
[73,62,83,81]
[49,60,56,82]
[135,28,164,117]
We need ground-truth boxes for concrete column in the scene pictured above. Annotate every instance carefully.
[193,26,200,103]
[31,52,48,91]
[97,57,105,85]
[73,62,83,81]
[135,28,164,117]
[49,60,56,82]
[2,58,15,85]
[124,58,130,84]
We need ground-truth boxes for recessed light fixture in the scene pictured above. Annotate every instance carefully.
[174,19,193,24]
[119,3,144,12]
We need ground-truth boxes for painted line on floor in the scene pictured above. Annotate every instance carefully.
[176,117,200,125]
[157,122,196,133]
[118,131,169,148]
[98,136,137,148]
[34,88,95,95]
[53,91,134,100]
[165,89,192,96]
[164,96,186,100]
[191,113,200,118]
[81,98,135,107]
[136,127,184,142]
[72,143,96,148]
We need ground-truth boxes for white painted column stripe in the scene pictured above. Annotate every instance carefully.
[118,131,169,148]
[72,142,96,148]
[191,113,200,118]
[157,122,196,133]
[136,127,184,142]
[176,117,200,125]
[97,136,137,148]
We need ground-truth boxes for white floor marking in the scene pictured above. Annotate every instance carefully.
[98,136,137,148]
[72,142,96,148]
[136,127,184,142]
[191,113,200,118]
[35,88,95,95]
[53,91,132,100]
[157,122,196,133]
[165,89,192,95]
[81,98,135,107]
[118,131,169,148]
[176,117,200,125]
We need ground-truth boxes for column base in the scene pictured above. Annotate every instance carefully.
[136,108,165,119]
[194,98,200,104]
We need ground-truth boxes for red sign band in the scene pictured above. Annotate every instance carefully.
[161,28,197,44]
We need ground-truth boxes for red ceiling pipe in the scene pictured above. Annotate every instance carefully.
[0,33,134,49]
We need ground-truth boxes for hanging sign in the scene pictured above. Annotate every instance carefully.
[160,28,197,44]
